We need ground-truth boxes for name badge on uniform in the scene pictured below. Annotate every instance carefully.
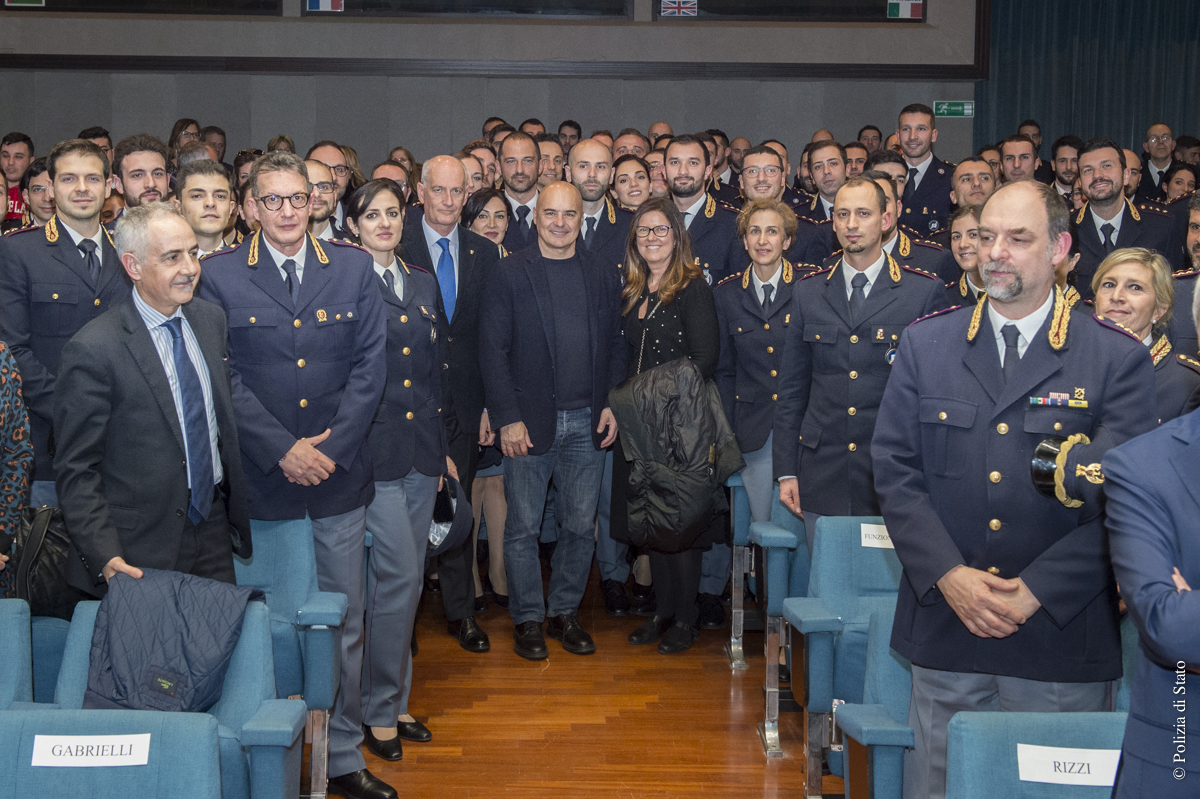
[316,309,327,323]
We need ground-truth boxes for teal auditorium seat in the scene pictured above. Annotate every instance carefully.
[0,598,32,709]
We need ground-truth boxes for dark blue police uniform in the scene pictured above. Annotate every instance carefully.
[582,196,633,273]
[1071,198,1182,301]
[1169,268,1198,356]
[901,155,955,236]
[1150,336,1200,424]
[684,193,742,285]
[824,230,958,286]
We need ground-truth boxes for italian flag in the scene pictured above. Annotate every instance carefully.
[308,0,344,10]
[887,1,923,19]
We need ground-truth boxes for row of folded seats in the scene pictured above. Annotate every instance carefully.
[0,520,349,799]
[727,478,1135,799]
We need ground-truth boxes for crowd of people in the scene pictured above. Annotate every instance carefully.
[0,105,1197,799]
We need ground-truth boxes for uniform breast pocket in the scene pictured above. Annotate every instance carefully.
[869,325,906,372]
[227,309,285,364]
[919,396,977,479]
[314,302,359,360]
[1023,407,1093,438]
[803,324,839,373]
[30,283,80,335]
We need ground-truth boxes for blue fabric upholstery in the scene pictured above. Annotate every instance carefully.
[748,485,810,614]
[726,472,751,547]
[234,517,347,710]
[0,599,32,709]
[30,616,70,703]
[0,708,222,799]
[945,711,1128,799]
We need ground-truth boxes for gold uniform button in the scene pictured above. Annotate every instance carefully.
[1054,422,1063,431]
[770,369,777,377]
[299,399,308,408]
[989,519,1001,531]
[814,334,820,340]
[249,316,257,324]
[996,423,1008,434]
[892,334,898,341]
[767,346,774,353]
[848,443,857,452]
[938,411,947,420]
[402,347,411,355]
[52,293,59,300]
[987,566,1000,576]
[989,471,1001,483]
[850,334,859,343]
[405,411,414,420]
[848,407,857,415]
[94,298,101,306]
[294,319,302,328]
[764,323,769,330]
[297,359,306,368]
[336,314,341,320]
[849,370,858,379]
[772,394,778,401]
[403,379,411,388]
[400,315,408,323]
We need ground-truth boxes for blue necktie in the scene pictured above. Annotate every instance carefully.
[163,318,213,525]
[436,238,456,322]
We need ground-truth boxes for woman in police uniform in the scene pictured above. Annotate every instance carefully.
[345,178,457,760]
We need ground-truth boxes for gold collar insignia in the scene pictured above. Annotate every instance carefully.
[1151,334,1172,365]
[782,259,794,283]
[44,215,59,243]
[310,233,329,265]
[1047,285,1070,350]
[888,253,901,283]
[704,194,716,219]
[606,195,617,224]
[898,231,911,258]
[247,230,260,265]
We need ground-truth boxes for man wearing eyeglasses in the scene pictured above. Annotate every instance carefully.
[305,160,345,242]
[198,151,391,799]
[1136,123,1181,203]
[733,145,832,269]
[306,140,353,235]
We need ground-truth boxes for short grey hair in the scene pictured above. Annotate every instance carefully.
[247,151,311,198]
[420,155,467,188]
[114,201,186,263]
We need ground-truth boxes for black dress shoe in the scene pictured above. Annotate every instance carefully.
[630,583,656,617]
[545,613,596,655]
[513,620,548,660]
[396,720,432,742]
[474,593,489,613]
[696,592,726,630]
[329,768,398,799]
[658,621,700,654]
[491,590,509,609]
[423,575,441,593]
[601,578,631,616]
[448,616,490,653]
[361,727,403,761]
[628,615,674,645]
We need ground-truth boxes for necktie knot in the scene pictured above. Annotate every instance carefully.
[78,239,101,284]
[383,267,399,298]
[515,206,530,226]
[281,258,298,278]
[280,258,300,306]
[1001,324,1021,348]
[851,272,869,290]
[1101,222,1116,253]
[1001,323,1022,383]
[438,237,451,254]
[848,271,869,320]
[78,240,98,256]
[162,316,184,340]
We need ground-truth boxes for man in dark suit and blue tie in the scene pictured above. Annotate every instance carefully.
[0,138,131,509]
[198,152,391,799]
[499,132,541,253]
[897,104,955,237]
[54,203,251,592]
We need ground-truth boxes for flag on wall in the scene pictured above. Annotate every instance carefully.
[887,1,923,18]
[308,0,344,10]
[661,0,698,16]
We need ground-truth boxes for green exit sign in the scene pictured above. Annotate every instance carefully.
[935,101,975,118]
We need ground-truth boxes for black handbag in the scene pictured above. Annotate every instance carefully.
[10,506,94,619]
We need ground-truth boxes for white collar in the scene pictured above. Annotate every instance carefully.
[986,286,1056,359]
[841,250,888,298]
[906,151,934,182]
[58,217,105,254]
[751,262,783,302]
[682,193,707,227]
[1089,202,1125,238]
[262,234,306,273]
[422,216,458,250]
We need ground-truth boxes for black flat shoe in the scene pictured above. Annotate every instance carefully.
[361,727,403,762]
[658,621,700,654]
[329,768,398,799]
[448,616,490,653]
[696,592,726,630]
[630,583,656,617]
[423,575,441,593]
[545,612,596,655]
[474,593,489,613]
[601,578,631,616]
[513,620,548,660]
[491,590,509,609]
[396,720,432,742]
[628,616,674,645]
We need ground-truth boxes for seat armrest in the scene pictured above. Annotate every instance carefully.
[296,592,348,628]
[6,701,59,711]
[836,703,915,748]
[782,597,844,634]
[241,699,307,748]
[749,521,798,550]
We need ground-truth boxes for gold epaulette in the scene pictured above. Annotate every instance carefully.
[1178,353,1200,374]
[966,293,987,341]
[44,215,59,243]
[1063,285,1081,308]
[719,271,743,289]
[1150,335,1172,365]
[1135,200,1169,218]
[911,304,962,326]
[1172,267,1200,278]
[1047,286,1070,350]
[805,265,835,282]
[718,200,739,213]
[1092,312,1140,341]
[3,224,38,238]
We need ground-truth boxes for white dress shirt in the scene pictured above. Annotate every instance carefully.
[373,257,405,301]
[751,263,783,306]
[905,151,934,192]
[986,287,1055,362]
[682,193,707,230]
[422,217,460,289]
[841,251,887,300]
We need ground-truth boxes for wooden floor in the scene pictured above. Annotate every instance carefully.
[346,564,843,799]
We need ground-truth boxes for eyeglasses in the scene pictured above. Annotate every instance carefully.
[258,193,311,211]
[321,163,350,178]
[1148,136,1172,145]
[314,182,336,194]
[742,166,782,178]
[236,149,264,159]
[28,185,49,195]
[635,225,672,239]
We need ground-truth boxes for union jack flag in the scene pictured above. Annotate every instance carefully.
[661,0,697,16]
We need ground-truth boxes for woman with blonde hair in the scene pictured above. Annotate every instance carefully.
[1092,247,1200,423]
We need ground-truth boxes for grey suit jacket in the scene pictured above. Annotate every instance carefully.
[53,295,251,591]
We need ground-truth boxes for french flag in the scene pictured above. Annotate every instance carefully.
[308,0,344,10]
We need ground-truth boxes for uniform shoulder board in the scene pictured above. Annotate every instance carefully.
[715,273,740,288]
[203,242,241,260]
[1172,267,1200,278]
[799,265,834,282]
[1178,353,1200,375]
[1092,313,1141,341]
[1169,189,1196,207]
[909,304,962,326]
[401,259,431,275]
[828,248,844,258]
[941,159,958,169]
[3,224,39,238]
[1136,202,1169,218]
[718,200,739,214]
[912,239,945,252]
[899,264,939,280]
[326,238,368,251]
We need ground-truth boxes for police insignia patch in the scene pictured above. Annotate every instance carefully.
[317,309,327,322]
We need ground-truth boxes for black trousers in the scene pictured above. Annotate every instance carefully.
[174,487,236,584]
[648,549,703,626]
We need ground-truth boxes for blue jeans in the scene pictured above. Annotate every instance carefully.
[593,449,628,582]
[503,408,604,625]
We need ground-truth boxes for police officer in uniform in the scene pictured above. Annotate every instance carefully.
[774,176,946,555]
[871,181,1156,799]
[0,138,130,508]
[197,152,390,799]
[570,139,634,273]
[732,145,830,272]
[794,140,846,226]
[1167,192,1199,355]
[665,134,741,284]
[896,103,955,237]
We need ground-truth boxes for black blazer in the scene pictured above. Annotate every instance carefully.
[400,221,500,453]
[53,296,251,590]
[479,246,626,455]
[0,217,131,480]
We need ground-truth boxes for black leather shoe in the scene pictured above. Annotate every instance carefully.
[491,590,509,609]
[361,727,402,761]
[423,574,441,593]
[601,579,631,616]
[628,615,674,645]
[397,720,432,742]
[696,592,726,630]
[658,621,700,654]
[448,617,490,653]
[630,583,656,617]
[474,593,489,613]
[513,621,548,660]
[329,768,398,799]
[545,613,596,655]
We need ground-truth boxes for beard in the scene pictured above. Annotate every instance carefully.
[576,182,607,202]
[981,261,1024,300]
[669,176,699,198]
[1085,178,1121,203]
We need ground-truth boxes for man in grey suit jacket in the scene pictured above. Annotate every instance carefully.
[54,203,250,594]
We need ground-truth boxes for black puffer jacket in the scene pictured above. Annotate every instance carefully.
[609,357,744,553]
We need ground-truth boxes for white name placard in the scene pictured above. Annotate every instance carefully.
[861,523,893,549]
[1016,743,1120,786]
[31,734,151,767]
